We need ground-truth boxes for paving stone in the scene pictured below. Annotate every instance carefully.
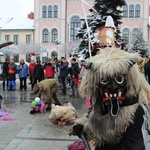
[0,79,87,150]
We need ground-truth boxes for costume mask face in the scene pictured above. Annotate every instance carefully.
[99,74,127,116]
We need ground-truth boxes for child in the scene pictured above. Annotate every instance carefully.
[30,97,46,114]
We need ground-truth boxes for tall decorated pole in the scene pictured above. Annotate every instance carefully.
[81,0,93,58]
[76,0,126,59]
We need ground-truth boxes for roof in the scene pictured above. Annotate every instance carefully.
[0,18,34,30]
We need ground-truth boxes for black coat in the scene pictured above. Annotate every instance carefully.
[59,61,69,77]
[144,60,150,76]
[2,62,9,75]
[70,62,80,79]
[95,105,148,150]
[33,64,44,79]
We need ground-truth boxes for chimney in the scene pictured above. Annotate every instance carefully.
[28,12,34,19]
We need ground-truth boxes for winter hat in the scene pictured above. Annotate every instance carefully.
[35,97,40,102]
[33,84,40,93]
[47,58,51,61]
[71,58,76,62]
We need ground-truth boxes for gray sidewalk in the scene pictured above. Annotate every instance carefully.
[0,79,87,150]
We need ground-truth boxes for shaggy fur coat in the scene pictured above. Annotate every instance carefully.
[76,48,150,150]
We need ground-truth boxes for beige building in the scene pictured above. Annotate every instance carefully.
[0,17,35,63]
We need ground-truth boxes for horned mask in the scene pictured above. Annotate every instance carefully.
[81,47,149,117]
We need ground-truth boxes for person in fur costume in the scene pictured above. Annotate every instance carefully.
[71,47,150,150]
[49,102,77,126]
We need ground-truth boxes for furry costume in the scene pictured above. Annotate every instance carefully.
[73,47,150,150]
[49,102,77,126]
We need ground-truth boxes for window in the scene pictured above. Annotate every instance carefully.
[122,28,129,42]
[26,35,31,44]
[36,53,40,62]
[129,4,134,17]
[132,28,139,43]
[53,5,58,18]
[48,5,52,18]
[5,35,10,42]
[70,16,80,42]
[51,51,58,60]
[42,29,49,43]
[14,35,19,45]
[5,55,10,61]
[135,4,140,18]
[51,29,58,43]
[42,57,47,63]
[42,5,47,18]
[26,53,31,62]
[123,5,128,17]
[14,54,19,62]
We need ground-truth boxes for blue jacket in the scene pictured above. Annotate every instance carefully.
[17,64,29,78]
[59,61,69,77]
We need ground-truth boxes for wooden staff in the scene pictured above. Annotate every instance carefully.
[0,41,14,49]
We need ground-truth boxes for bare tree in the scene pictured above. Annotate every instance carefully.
[0,44,18,57]
[62,42,80,56]
[16,43,42,54]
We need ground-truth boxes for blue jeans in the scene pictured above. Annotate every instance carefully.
[71,81,79,97]
[145,75,149,83]
[8,80,16,90]
[60,77,66,94]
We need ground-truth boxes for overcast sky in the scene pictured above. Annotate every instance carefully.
[0,0,34,18]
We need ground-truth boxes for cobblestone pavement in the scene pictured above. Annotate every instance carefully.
[0,79,87,150]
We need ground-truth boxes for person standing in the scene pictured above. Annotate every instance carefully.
[32,60,44,88]
[59,57,69,95]
[7,58,17,91]
[43,58,55,79]
[69,58,80,98]
[1,58,9,91]
[17,59,29,91]
[29,60,36,89]
[144,56,150,84]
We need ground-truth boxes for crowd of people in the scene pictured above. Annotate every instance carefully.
[1,54,83,98]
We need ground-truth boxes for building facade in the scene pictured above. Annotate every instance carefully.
[35,0,150,60]
[0,17,34,63]
[121,0,150,50]
[34,0,93,61]
[0,1,149,63]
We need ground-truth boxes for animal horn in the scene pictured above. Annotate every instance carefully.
[83,61,93,69]
[128,59,137,68]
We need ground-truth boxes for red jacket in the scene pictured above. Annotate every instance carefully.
[44,63,55,78]
[29,63,36,76]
